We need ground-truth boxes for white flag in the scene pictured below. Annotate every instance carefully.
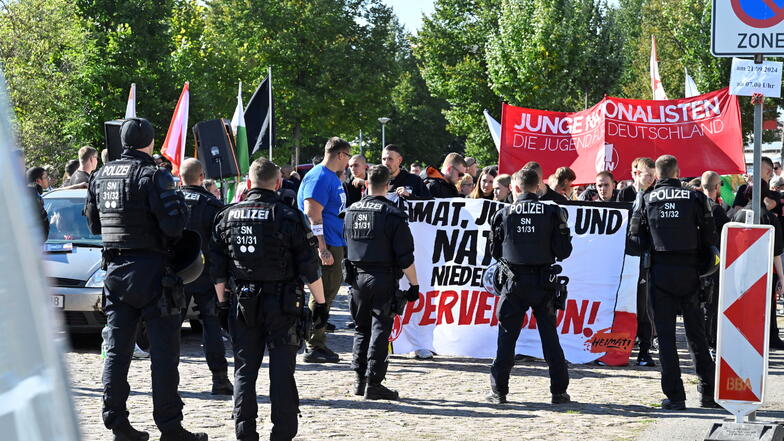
[124,83,136,119]
[649,36,668,100]
[684,68,700,98]
[483,110,501,152]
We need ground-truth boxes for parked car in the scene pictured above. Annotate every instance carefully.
[42,188,200,334]
[42,189,105,333]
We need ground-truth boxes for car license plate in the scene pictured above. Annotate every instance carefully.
[52,295,64,309]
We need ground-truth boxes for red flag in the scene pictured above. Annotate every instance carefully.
[650,36,668,100]
[161,82,190,176]
[499,88,744,184]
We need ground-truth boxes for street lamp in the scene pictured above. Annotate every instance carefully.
[378,117,391,150]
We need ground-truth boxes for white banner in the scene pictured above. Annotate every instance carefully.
[391,198,639,365]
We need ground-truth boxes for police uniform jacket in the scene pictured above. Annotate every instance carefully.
[490,193,572,266]
[210,188,321,285]
[629,178,717,262]
[181,184,223,285]
[84,148,186,252]
[343,195,415,270]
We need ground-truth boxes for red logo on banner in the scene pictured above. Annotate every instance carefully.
[389,315,403,342]
[499,89,744,184]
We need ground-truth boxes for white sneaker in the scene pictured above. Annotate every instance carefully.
[413,349,434,359]
[132,344,150,359]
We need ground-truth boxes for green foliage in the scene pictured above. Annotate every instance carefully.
[0,0,94,170]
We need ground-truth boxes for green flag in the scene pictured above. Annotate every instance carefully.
[231,82,249,175]
[720,175,736,207]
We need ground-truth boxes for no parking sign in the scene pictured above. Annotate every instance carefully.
[713,0,784,56]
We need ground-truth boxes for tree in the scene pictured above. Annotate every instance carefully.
[0,0,95,170]
[414,0,501,165]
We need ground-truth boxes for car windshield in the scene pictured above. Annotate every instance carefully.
[43,197,101,245]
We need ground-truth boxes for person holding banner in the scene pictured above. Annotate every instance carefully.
[487,168,573,405]
[343,165,419,400]
[629,155,718,410]
[382,144,430,200]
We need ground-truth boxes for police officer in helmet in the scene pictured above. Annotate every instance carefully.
[85,118,208,441]
[210,157,328,441]
[629,155,718,410]
[487,167,573,405]
[343,165,419,400]
[178,158,232,395]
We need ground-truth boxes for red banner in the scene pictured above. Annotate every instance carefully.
[499,88,745,184]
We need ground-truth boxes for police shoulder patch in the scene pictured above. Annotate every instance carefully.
[153,168,176,191]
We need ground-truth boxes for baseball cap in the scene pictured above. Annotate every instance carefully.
[120,118,155,149]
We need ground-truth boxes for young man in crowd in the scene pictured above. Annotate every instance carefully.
[580,171,617,202]
[410,162,422,177]
[423,153,467,198]
[382,144,430,200]
[522,161,566,203]
[618,157,657,366]
[465,157,479,180]
[616,157,655,202]
[700,171,731,352]
[297,137,350,363]
[345,154,368,207]
[26,166,50,240]
[493,174,512,203]
[67,146,98,186]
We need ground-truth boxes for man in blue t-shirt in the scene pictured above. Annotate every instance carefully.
[297,137,350,363]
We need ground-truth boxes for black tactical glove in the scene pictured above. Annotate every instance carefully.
[406,284,420,302]
[217,300,230,330]
[312,302,328,329]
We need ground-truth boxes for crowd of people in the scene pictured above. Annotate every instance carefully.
[21,117,784,440]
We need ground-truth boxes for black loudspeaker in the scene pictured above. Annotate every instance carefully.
[104,120,125,162]
[193,118,240,179]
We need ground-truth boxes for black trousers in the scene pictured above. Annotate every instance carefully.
[637,271,654,354]
[650,263,715,402]
[183,279,228,373]
[230,290,300,441]
[102,255,184,433]
[491,272,569,395]
[350,271,395,384]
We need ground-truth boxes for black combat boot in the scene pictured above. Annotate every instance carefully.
[159,426,208,441]
[211,370,233,396]
[353,373,366,396]
[661,399,686,410]
[112,421,149,441]
[364,383,399,400]
[486,390,507,404]
[551,393,571,404]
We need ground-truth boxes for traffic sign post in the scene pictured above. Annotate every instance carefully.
[704,223,783,441]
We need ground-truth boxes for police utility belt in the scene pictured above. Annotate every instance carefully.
[343,259,408,316]
[228,278,308,330]
[497,261,570,310]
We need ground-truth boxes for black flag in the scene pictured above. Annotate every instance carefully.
[244,76,274,157]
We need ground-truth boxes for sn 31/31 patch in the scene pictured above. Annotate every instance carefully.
[99,179,125,212]
[349,211,375,239]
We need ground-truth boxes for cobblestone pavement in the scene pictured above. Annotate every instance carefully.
[66,287,784,441]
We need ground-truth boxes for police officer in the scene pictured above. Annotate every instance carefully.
[85,118,207,441]
[629,155,718,410]
[343,165,419,400]
[487,167,573,405]
[210,157,328,441]
[178,158,232,395]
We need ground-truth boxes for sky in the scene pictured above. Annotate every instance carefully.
[383,0,436,33]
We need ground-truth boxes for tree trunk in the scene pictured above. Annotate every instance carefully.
[294,120,301,167]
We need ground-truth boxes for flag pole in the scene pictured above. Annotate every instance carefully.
[268,66,273,160]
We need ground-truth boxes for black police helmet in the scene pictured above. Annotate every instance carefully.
[120,118,155,149]
[171,230,204,284]
[699,245,720,279]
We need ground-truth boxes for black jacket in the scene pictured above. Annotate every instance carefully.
[390,168,430,200]
[422,166,459,198]
[540,185,567,203]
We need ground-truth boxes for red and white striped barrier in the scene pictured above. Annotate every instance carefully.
[715,222,775,421]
